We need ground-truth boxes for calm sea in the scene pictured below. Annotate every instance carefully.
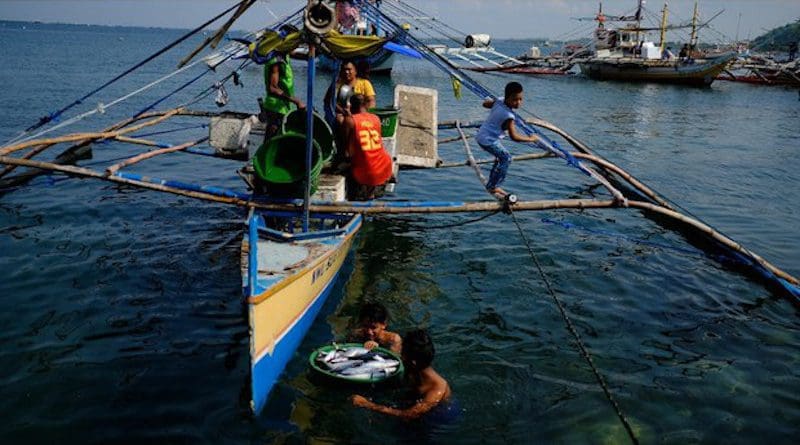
[1,21,798,444]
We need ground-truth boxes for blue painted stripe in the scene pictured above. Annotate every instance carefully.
[247,213,261,296]
[115,172,251,200]
[779,279,800,298]
[250,268,342,413]
[184,146,218,157]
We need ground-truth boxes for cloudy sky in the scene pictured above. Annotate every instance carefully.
[1,1,798,41]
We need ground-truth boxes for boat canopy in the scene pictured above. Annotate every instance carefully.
[250,29,388,61]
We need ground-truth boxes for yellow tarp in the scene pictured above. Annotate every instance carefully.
[249,29,387,61]
[249,31,303,58]
[322,30,387,59]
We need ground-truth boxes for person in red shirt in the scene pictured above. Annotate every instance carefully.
[341,94,393,200]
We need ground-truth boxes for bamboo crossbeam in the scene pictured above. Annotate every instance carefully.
[2,155,797,290]
[438,152,552,169]
[0,108,184,156]
[105,137,209,175]
[0,109,247,191]
[0,142,57,179]
[113,135,163,147]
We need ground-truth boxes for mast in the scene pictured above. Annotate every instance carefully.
[659,1,668,51]
[635,0,643,45]
[303,43,315,233]
[690,1,699,48]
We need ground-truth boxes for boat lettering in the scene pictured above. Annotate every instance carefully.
[311,251,339,285]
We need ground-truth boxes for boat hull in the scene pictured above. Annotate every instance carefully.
[242,212,362,413]
[580,53,735,86]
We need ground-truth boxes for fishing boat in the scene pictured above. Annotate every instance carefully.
[578,1,735,86]
[718,57,800,87]
[1,1,799,436]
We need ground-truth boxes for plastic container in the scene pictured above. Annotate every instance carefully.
[252,132,323,196]
[282,109,336,162]
[370,106,400,138]
[309,343,404,385]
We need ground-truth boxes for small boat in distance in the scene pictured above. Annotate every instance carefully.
[579,1,735,86]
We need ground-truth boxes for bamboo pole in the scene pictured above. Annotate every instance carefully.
[0,108,246,190]
[438,152,552,169]
[456,121,489,187]
[629,201,799,286]
[178,0,257,67]
[113,135,163,147]
[105,137,209,175]
[0,108,184,156]
[0,142,57,179]
[572,153,673,209]
[2,156,797,288]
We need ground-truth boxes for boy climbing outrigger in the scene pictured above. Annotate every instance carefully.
[477,81,539,198]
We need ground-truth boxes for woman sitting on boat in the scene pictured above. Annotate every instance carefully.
[325,60,376,126]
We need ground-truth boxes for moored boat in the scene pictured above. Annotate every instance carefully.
[579,0,735,86]
[580,52,735,86]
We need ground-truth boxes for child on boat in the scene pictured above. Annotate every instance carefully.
[477,81,539,197]
[350,301,402,353]
[351,329,452,420]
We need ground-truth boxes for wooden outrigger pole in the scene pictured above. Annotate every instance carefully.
[1,147,797,296]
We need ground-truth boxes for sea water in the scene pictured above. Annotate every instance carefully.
[0,22,798,444]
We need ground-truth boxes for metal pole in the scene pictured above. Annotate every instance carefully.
[304,44,316,232]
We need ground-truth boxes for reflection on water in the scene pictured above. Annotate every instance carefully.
[1,25,799,444]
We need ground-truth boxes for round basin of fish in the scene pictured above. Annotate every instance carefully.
[309,343,404,385]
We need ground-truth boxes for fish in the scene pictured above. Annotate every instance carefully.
[322,349,336,363]
[323,359,363,372]
[314,344,401,380]
[342,347,370,358]
[340,359,400,375]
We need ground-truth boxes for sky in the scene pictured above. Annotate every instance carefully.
[1,1,798,42]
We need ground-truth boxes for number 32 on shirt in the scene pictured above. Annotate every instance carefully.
[358,129,382,151]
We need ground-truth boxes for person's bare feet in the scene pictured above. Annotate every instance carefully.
[488,187,508,198]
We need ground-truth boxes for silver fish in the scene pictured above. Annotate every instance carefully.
[340,359,400,375]
[325,359,363,371]
[343,347,370,358]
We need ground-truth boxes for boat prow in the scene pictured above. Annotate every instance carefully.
[242,209,362,413]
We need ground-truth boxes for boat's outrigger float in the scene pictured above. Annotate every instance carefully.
[0,0,798,432]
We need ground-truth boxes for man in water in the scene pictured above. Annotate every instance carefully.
[351,329,452,419]
[349,302,402,353]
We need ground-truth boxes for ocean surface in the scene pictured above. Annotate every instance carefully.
[1,21,798,444]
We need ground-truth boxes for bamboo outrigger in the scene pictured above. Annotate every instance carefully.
[1,0,798,431]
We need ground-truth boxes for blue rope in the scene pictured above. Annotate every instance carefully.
[360,2,584,172]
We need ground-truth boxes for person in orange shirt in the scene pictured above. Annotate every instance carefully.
[341,94,392,200]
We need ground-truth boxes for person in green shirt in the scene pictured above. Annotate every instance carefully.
[259,51,305,140]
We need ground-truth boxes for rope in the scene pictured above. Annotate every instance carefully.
[8,0,250,143]
[5,58,210,147]
[508,209,639,445]
[377,209,501,231]
[134,69,211,117]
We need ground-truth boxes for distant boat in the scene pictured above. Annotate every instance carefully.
[578,0,735,86]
